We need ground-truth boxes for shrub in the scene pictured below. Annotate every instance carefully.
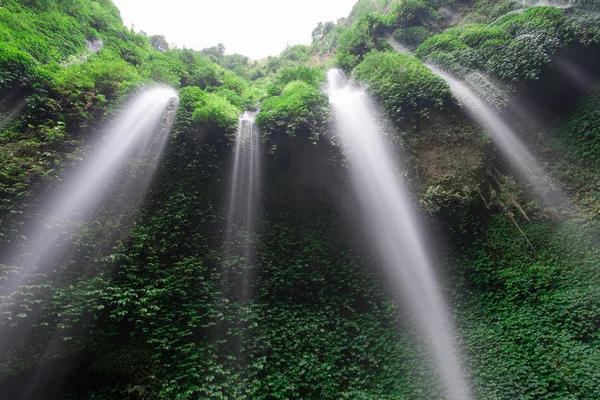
[392,26,433,50]
[354,51,452,125]
[255,81,330,139]
[334,13,392,72]
[416,7,584,83]
[392,0,437,29]
[141,52,186,88]
[191,92,239,139]
[278,66,325,87]
[0,43,40,88]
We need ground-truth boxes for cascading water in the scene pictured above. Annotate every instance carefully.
[223,111,261,301]
[386,38,564,206]
[0,93,27,131]
[426,64,565,206]
[327,70,472,400]
[386,35,412,55]
[0,86,179,320]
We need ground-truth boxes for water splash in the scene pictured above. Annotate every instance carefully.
[0,85,179,319]
[327,69,473,400]
[223,111,262,301]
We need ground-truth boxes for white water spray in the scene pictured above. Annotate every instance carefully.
[386,35,412,54]
[388,36,565,205]
[0,86,179,318]
[0,95,27,130]
[327,70,472,400]
[224,111,261,300]
[426,64,564,205]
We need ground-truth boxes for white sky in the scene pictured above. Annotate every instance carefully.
[112,0,358,60]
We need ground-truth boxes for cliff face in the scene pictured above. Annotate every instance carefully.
[1,0,600,398]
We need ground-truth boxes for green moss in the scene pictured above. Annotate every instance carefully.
[0,7,88,64]
[455,215,600,399]
[277,66,325,87]
[416,6,594,83]
[190,92,239,138]
[354,51,453,125]
[455,24,509,46]
[493,6,571,35]
[334,13,393,72]
[255,80,330,139]
[391,0,438,29]
[391,26,433,50]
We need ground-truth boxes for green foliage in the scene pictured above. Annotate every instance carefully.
[535,84,600,216]
[334,13,393,72]
[281,44,312,62]
[391,0,438,29]
[312,21,336,42]
[410,116,486,219]
[266,85,283,97]
[179,51,222,89]
[0,43,40,88]
[255,81,330,139]
[455,215,600,399]
[0,6,88,64]
[2,0,600,398]
[391,26,433,50]
[150,34,169,52]
[416,6,593,83]
[139,49,260,109]
[553,84,600,163]
[460,0,522,25]
[277,66,325,87]
[140,51,186,87]
[53,51,140,99]
[346,0,395,25]
[190,92,239,139]
[354,51,453,125]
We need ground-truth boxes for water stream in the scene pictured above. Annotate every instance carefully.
[223,111,261,302]
[426,64,565,206]
[0,86,179,319]
[327,70,472,400]
[387,37,564,206]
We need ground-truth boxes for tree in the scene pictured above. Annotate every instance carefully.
[312,22,324,42]
[312,21,335,42]
[151,35,169,52]
[202,43,226,63]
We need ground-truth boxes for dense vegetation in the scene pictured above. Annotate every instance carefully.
[1,0,600,398]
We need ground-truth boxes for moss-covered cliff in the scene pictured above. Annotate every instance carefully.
[1,0,600,398]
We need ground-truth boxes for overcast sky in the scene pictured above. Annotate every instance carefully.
[112,0,358,59]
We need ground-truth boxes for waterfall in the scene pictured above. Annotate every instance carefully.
[0,85,179,320]
[387,37,564,206]
[327,70,472,400]
[425,64,565,206]
[223,111,261,301]
[0,93,27,131]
